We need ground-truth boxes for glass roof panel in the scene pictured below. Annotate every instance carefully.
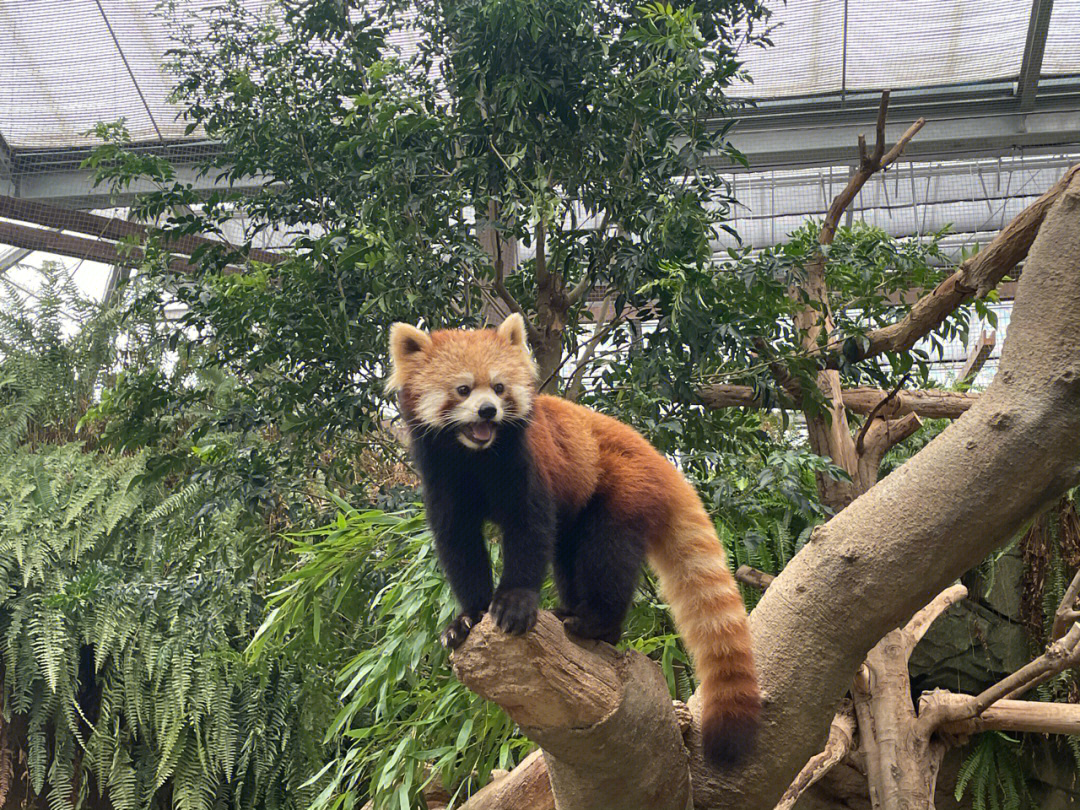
[729,0,1032,99]
[1043,0,1080,77]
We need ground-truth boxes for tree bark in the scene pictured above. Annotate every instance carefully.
[451,612,691,810]
[775,702,857,810]
[691,164,1080,810]
[935,696,1080,737]
[459,751,555,810]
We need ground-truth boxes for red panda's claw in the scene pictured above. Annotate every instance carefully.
[440,613,479,650]
[489,588,539,636]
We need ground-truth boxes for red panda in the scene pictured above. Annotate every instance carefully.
[387,312,760,766]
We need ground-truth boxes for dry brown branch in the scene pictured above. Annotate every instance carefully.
[922,622,1080,734]
[903,583,968,648]
[959,329,996,383]
[702,169,1080,809]
[856,413,923,489]
[1052,565,1080,641]
[736,565,775,590]
[458,751,555,810]
[565,296,623,401]
[700,383,977,419]
[934,696,1080,737]
[854,374,911,455]
[452,612,691,810]
[752,337,804,400]
[778,92,928,509]
[819,93,925,245]
[775,702,857,810]
[854,163,1080,363]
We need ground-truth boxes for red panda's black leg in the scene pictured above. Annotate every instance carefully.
[487,460,556,636]
[426,488,493,648]
[558,497,646,645]
[552,536,581,619]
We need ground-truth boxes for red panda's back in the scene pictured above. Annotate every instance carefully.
[527,395,689,530]
[526,396,601,515]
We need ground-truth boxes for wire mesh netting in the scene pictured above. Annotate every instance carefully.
[728,0,1049,100]
[1045,0,1080,77]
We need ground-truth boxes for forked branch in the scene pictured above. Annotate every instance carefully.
[820,92,926,245]
[850,163,1080,364]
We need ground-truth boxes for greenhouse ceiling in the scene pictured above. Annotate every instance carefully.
[0,0,1078,271]
[1,0,1078,190]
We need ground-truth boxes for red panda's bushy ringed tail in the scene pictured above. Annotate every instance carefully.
[646,491,761,768]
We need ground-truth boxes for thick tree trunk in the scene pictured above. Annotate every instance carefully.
[690,162,1080,810]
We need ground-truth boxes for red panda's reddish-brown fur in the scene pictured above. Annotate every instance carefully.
[528,396,761,764]
[388,314,760,766]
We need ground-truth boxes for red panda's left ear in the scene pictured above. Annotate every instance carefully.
[496,313,529,348]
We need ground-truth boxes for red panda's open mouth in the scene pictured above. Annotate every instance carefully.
[460,422,496,448]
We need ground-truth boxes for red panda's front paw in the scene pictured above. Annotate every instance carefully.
[489,589,538,636]
[440,612,481,650]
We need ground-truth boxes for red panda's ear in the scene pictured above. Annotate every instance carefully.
[496,313,529,348]
[388,323,432,391]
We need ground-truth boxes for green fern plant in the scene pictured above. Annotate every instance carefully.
[955,732,1032,810]
[0,260,334,810]
[0,443,333,810]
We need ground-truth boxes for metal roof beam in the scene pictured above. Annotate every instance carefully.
[721,99,1080,173]
[13,161,269,208]
[0,132,14,197]
[0,246,32,273]
[1017,0,1055,111]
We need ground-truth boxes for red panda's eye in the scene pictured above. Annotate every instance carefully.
[493,383,505,395]
[456,385,471,397]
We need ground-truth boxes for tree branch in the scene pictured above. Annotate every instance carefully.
[921,623,1080,735]
[566,216,616,308]
[819,92,925,245]
[535,217,549,287]
[700,167,1080,810]
[959,329,996,384]
[852,163,1080,364]
[699,383,977,420]
[934,696,1080,737]
[854,374,911,455]
[458,751,554,810]
[564,297,623,402]
[774,702,857,810]
[1051,565,1080,642]
[451,612,692,810]
[752,337,804,400]
[902,583,968,649]
[736,565,775,590]
[856,413,923,490]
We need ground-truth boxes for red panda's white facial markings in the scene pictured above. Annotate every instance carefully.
[387,314,538,450]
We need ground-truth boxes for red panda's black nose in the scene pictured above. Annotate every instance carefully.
[478,404,497,421]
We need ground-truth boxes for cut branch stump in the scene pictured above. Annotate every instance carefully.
[451,612,692,810]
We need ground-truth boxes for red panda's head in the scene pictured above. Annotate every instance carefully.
[387,313,538,450]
